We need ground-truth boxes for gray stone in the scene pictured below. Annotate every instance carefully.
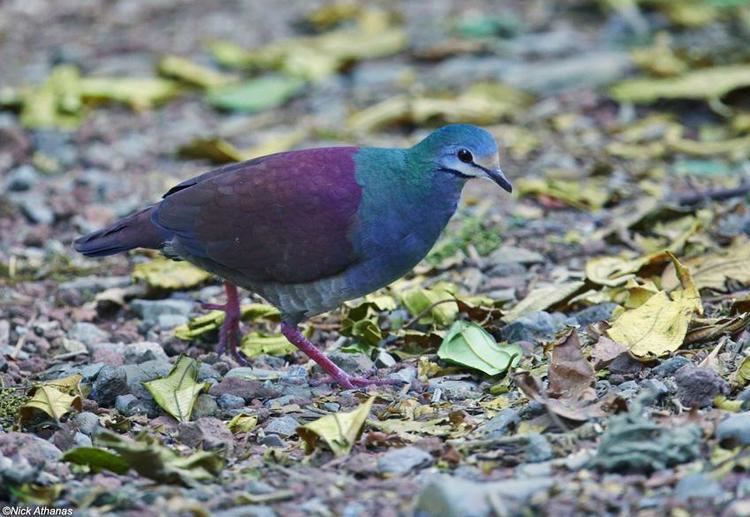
[675,366,729,408]
[90,365,128,406]
[675,472,724,500]
[212,505,276,517]
[377,446,433,475]
[73,432,92,448]
[122,341,168,364]
[226,367,282,381]
[6,165,39,191]
[72,412,100,436]
[68,322,110,348]
[526,433,553,463]
[280,365,309,385]
[59,275,131,296]
[482,409,520,438]
[388,366,417,384]
[157,314,189,330]
[375,350,396,368]
[428,378,480,400]
[0,433,63,478]
[192,394,219,418]
[115,394,149,417]
[326,351,375,376]
[198,363,223,383]
[501,311,570,343]
[121,360,172,400]
[616,380,640,400]
[14,192,54,224]
[178,417,234,452]
[260,434,286,448]
[264,416,299,438]
[573,303,618,326]
[209,376,280,401]
[639,378,670,406]
[217,393,246,410]
[653,356,691,377]
[0,454,36,485]
[716,412,750,447]
[130,298,194,327]
[415,474,555,517]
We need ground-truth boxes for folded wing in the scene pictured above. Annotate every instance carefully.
[153,147,363,284]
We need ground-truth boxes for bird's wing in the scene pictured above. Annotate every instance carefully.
[153,147,363,284]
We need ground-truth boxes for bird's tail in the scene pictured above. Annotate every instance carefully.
[74,205,170,257]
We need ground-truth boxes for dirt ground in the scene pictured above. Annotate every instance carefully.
[2,0,750,515]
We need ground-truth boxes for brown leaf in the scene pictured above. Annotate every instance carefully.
[591,336,629,370]
[545,329,595,400]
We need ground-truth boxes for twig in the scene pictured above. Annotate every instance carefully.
[676,181,750,206]
[402,298,457,329]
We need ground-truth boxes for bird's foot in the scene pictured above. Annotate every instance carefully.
[280,322,405,390]
[311,371,406,389]
[202,281,250,366]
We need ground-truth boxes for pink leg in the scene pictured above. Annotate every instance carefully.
[201,281,249,366]
[280,322,403,389]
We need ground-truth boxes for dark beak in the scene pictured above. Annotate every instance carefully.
[484,167,513,193]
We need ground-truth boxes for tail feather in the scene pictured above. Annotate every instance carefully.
[74,205,170,257]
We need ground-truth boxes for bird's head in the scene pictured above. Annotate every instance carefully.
[411,124,512,193]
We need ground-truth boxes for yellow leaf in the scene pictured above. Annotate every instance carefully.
[228,413,258,433]
[515,178,610,210]
[240,332,298,359]
[611,65,750,103]
[79,77,180,111]
[144,356,209,422]
[504,281,585,322]
[662,238,750,291]
[132,257,211,291]
[608,255,702,359]
[735,356,750,387]
[19,374,83,422]
[297,397,374,456]
[348,82,531,134]
[666,251,703,315]
[158,55,237,89]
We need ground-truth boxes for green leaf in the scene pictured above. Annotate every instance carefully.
[144,356,209,422]
[94,431,224,487]
[297,396,374,456]
[62,447,130,474]
[206,75,305,113]
[401,283,458,327]
[437,321,521,376]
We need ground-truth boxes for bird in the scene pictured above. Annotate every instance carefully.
[74,124,512,388]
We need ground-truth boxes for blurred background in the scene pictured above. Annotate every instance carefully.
[2,2,750,514]
[1,0,749,277]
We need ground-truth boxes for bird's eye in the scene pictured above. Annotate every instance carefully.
[457,148,473,163]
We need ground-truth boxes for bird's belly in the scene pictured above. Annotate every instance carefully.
[248,275,353,323]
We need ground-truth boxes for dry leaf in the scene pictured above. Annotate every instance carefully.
[608,255,702,359]
[297,396,374,456]
[144,356,209,422]
[132,257,211,291]
[546,329,595,401]
[504,281,584,322]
